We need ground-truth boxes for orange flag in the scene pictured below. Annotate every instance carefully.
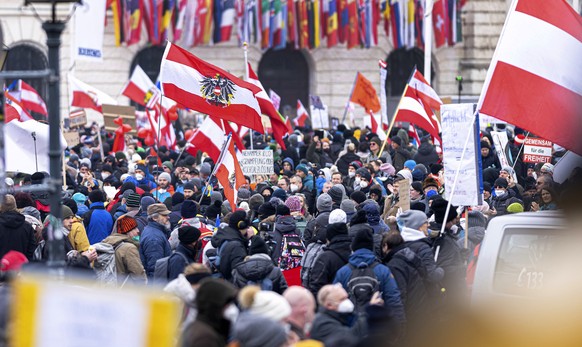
[350,72,381,113]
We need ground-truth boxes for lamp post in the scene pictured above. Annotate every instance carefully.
[25,0,80,267]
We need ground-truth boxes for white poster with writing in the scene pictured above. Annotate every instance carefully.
[441,104,482,206]
[74,0,106,62]
[239,150,275,175]
[310,105,330,129]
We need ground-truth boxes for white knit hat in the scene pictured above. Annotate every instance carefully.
[248,291,291,322]
[328,209,347,224]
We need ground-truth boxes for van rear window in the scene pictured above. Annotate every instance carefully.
[493,228,559,295]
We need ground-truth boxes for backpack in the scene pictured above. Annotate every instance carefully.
[92,242,118,287]
[248,276,274,291]
[347,262,380,312]
[300,242,325,287]
[278,232,305,271]
[205,240,230,274]
[294,217,308,239]
[153,251,189,283]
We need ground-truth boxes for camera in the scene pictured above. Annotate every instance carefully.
[259,222,273,232]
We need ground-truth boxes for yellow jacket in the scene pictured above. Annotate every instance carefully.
[68,217,90,252]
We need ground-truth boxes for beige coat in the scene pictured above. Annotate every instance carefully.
[102,233,147,285]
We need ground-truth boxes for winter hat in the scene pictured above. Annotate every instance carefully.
[429,163,443,176]
[181,200,199,219]
[191,178,203,190]
[183,182,195,192]
[350,190,367,205]
[88,189,104,203]
[1,251,28,272]
[238,188,252,201]
[126,193,141,208]
[431,198,458,224]
[238,201,250,214]
[369,185,382,198]
[101,164,113,174]
[411,181,423,195]
[501,166,515,176]
[258,201,277,218]
[117,216,138,234]
[468,211,488,229]
[390,136,402,146]
[135,164,147,174]
[140,196,156,212]
[356,168,372,182]
[413,164,428,174]
[295,164,309,176]
[249,194,265,212]
[380,163,396,176]
[329,209,347,224]
[147,203,171,216]
[423,177,439,191]
[276,204,291,216]
[200,162,212,176]
[179,226,201,244]
[239,287,291,322]
[205,200,222,219]
[410,201,427,212]
[316,193,333,213]
[351,229,374,251]
[158,172,171,182]
[195,278,238,316]
[396,210,427,230]
[232,314,287,347]
[412,169,426,182]
[122,189,135,200]
[494,177,508,189]
[284,195,302,212]
[72,192,87,204]
[162,161,174,171]
[211,191,223,204]
[272,188,287,202]
[61,205,75,219]
[348,161,363,170]
[341,199,357,215]
[397,169,413,182]
[30,172,45,185]
[328,185,344,205]
[326,222,348,242]
[507,202,524,214]
[541,163,555,174]
[480,139,491,149]
[229,210,249,230]
[249,235,270,255]
[115,151,126,160]
[483,181,492,193]
[404,160,417,171]
[121,181,137,194]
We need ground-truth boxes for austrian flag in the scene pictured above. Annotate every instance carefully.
[160,43,264,133]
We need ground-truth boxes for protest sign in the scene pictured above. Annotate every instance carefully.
[74,0,106,62]
[239,150,274,175]
[310,105,330,129]
[69,109,87,128]
[441,104,482,206]
[63,131,80,147]
[491,130,519,182]
[523,138,552,163]
[102,105,137,135]
[397,178,411,211]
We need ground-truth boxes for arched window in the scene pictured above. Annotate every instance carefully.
[129,46,166,110]
[258,47,309,119]
[386,48,435,97]
[4,43,48,113]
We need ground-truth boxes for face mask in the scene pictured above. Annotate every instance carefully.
[132,236,140,242]
[495,189,505,197]
[101,173,110,180]
[337,299,355,313]
[290,184,299,193]
[450,224,459,235]
[223,303,239,322]
[428,229,440,238]
[348,171,355,178]
[354,177,361,185]
[135,173,144,181]
[359,181,368,188]
[158,188,166,194]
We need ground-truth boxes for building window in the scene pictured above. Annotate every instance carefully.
[386,48,435,97]
[258,47,309,120]
[4,43,49,109]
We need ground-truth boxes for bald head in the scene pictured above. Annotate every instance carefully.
[283,286,316,333]
[317,284,348,311]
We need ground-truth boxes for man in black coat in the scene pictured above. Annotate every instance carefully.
[308,221,351,297]
[0,195,36,260]
[168,226,200,281]
[211,210,251,280]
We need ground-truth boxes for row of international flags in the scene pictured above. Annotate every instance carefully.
[108,0,465,50]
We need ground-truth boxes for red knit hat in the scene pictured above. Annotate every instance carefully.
[1,251,28,272]
[117,216,138,234]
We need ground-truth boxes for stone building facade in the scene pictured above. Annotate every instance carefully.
[0,0,530,126]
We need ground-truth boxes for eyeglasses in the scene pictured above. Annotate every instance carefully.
[536,182,543,185]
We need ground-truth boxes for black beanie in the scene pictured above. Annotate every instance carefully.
[328,185,344,204]
[196,278,237,316]
[258,201,277,218]
[179,226,201,244]
[121,181,137,194]
[205,200,222,219]
[431,198,458,224]
[172,192,185,206]
[229,210,249,230]
[494,177,508,189]
[88,189,104,203]
[326,222,348,242]
[430,164,443,176]
[350,191,367,205]
[181,200,198,219]
[276,204,290,216]
[351,229,374,251]
[249,235,269,255]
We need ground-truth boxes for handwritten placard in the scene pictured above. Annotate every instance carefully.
[239,150,274,175]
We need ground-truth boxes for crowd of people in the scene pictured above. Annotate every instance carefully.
[0,122,580,347]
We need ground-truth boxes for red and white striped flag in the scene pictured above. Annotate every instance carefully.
[478,0,582,155]
[295,99,309,127]
[122,65,157,106]
[214,134,245,211]
[394,89,442,143]
[368,111,386,140]
[69,74,117,113]
[269,89,281,111]
[160,42,264,133]
[4,93,33,123]
[10,80,48,116]
[408,69,443,113]
[188,116,226,160]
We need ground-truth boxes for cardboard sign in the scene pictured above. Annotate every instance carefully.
[397,178,411,212]
[63,131,80,147]
[239,150,274,175]
[310,105,330,129]
[102,104,137,135]
[69,109,88,128]
[441,104,482,207]
[523,138,552,163]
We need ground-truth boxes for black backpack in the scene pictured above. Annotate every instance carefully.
[347,262,380,312]
[153,251,189,284]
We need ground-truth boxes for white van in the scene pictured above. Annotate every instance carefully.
[471,211,565,303]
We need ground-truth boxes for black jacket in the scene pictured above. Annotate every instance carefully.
[308,234,351,296]
[211,226,248,280]
[0,211,36,260]
[231,254,288,294]
[405,238,444,285]
[336,152,361,175]
[429,227,466,296]
[168,244,197,281]
[492,190,523,216]
[384,244,429,323]
[310,309,365,346]
[303,211,330,245]
[270,215,298,263]
[413,142,440,167]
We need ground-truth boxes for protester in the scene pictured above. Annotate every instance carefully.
[140,203,173,278]
[0,195,36,260]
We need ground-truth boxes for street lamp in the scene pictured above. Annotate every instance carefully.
[23,0,80,267]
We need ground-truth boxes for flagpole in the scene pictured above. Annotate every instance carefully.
[199,134,230,205]
[243,41,254,150]
[424,0,434,82]
[340,73,359,125]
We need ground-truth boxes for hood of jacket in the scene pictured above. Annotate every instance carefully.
[327,234,352,251]
[164,274,196,303]
[386,244,419,265]
[233,254,275,281]
[361,202,381,225]
[417,142,436,156]
[102,233,139,248]
[400,227,426,242]
[275,215,297,234]
[282,157,295,171]
[0,211,26,229]
[348,248,376,267]
[212,225,246,248]
[467,226,486,245]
